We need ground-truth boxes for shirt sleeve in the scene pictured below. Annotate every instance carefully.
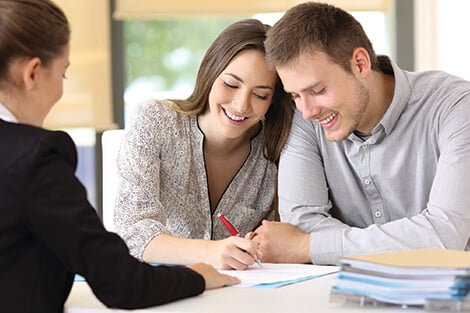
[279,99,470,265]
[28,131,204,308]
[278,110,349,264]
[114,101,172,259]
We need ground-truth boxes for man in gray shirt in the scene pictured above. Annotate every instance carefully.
[250,2,470,265]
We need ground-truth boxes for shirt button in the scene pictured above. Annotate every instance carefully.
[362,145,368,149]
[363,178,371,185]
[374,211,382,218]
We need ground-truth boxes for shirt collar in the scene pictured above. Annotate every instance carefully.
[0,102,18,123]
[347,56,411,144]
[376,56,411,135]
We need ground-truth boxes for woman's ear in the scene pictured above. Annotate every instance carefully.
[22,57,42,90]
[351,47,371,78]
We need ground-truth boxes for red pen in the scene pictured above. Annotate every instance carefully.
[217,213,262,267]
[217,213,239,236]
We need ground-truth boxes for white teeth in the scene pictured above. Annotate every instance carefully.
[320,112,338,124]
[224,109,247,121]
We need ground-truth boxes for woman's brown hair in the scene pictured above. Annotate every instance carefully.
[0,0,70,85]
[168,19,293,163]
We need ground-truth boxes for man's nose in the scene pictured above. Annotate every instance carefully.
[296,97,321,120]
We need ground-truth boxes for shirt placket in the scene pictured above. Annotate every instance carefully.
[355,142,386,224]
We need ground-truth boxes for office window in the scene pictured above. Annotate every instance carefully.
[434,0,470,80]
[351,12,390,56]
[123,17,244,122]
[123,12,391,123]
[415,0,470,80]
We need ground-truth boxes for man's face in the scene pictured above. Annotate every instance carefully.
[277,50,371,141]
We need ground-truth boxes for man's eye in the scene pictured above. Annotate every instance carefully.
[312,88,325,95]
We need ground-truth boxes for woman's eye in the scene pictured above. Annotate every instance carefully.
[224,81,237,89]
[254,93,268,100]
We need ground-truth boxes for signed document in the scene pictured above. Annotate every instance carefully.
[219,263,339,288]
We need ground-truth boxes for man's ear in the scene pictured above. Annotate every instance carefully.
[351,47,371,78]
[22,57,42,90]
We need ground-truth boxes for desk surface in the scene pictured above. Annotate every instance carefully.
[64,272,437,313]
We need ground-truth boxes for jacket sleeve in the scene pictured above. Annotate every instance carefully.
[26,131,205,309]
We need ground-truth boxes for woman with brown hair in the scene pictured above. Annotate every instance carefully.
[115,19,293,270]
[0,1,238,312]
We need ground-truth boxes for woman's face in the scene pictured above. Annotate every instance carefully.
[31,43,70,126]
[202,49,276,141]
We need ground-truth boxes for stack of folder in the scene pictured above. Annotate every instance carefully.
[330,248,470,310]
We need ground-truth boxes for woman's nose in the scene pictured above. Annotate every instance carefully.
[232,91,251,113]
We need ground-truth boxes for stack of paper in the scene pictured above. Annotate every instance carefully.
[331,248,470,307]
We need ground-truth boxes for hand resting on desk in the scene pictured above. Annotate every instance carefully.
[188,262,240,289]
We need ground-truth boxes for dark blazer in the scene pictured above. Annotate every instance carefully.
[0,119,204,313]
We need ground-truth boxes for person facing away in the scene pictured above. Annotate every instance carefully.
[114,19,293,270]
[248,1,470,265]
[0,0,239,312]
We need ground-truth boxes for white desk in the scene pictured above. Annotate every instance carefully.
[65,273,435,313]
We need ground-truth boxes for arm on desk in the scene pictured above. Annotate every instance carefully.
[144,233,261,270]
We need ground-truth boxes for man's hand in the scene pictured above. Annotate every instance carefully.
[249,220,311,264]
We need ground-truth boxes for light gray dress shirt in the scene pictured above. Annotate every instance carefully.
[115,100,276,259]
[279,57,470,265]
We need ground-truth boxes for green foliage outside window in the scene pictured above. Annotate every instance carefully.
[124,17,246,103]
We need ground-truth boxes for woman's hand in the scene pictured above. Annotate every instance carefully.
[188,263,240,289]
[143,233,262,269]
[206,236,262,270]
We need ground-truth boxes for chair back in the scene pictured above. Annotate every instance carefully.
[101,129,125,231]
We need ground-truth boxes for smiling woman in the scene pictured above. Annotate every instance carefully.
[0,1,239,312]
[202,49,276,142]
[114,18,294,271]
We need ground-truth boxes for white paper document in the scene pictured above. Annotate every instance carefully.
[219,263,339,288]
